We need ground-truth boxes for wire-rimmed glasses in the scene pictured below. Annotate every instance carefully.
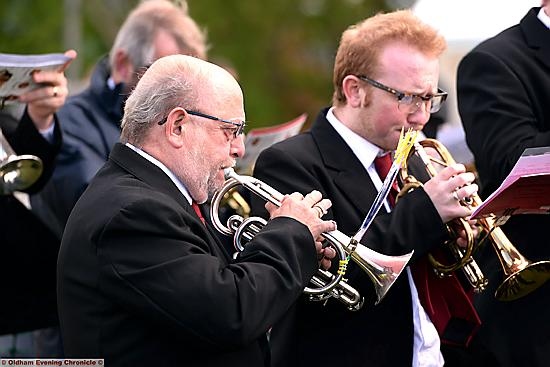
[158,109,246,139]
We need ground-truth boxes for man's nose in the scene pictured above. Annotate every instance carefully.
[231,133,245,158]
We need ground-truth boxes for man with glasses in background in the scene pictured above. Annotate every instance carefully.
[57,54,337,366]
[31,0,208,241]
[250,10,488,367]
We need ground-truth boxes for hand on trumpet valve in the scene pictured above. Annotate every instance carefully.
[450,218,481,248]
[424,163,478,223]
[316,240,337,270]
[451,186,475,206]
[265,190,336,245]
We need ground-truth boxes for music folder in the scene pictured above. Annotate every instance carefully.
[0,52,73,105]
[471,146,550,220]
[236,113,307,175]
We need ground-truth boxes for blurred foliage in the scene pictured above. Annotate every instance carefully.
[0,0,390,128]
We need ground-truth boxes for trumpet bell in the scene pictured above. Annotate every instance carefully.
[327,230,412,305]
[400,138,550,301]
[0,154,43,195]
[495,260,550,301]
[211,168,414,310]
[353,244,412,304]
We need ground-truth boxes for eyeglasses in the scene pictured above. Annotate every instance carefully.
[158,109,246,139]
[356,75,447,114]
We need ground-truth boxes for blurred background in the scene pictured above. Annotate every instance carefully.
[0,0,541,141]
[0,0,543,357]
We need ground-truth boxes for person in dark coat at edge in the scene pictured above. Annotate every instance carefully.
[0,49,75,351]
[456,2,550,366]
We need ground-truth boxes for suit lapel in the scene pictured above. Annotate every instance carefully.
[310,110,378,216]
[109,143,232,262]
[204,222,232,262]
[522,7,550,69]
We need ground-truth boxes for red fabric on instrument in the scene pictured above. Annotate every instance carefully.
[411,254,481,346]
[374,152,481,346]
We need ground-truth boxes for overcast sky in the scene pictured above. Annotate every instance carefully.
[413,0,541,45]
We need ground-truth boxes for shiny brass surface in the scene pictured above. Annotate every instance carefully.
[0,129,43,195]
[398,139,550,300]
[210,168,414,309]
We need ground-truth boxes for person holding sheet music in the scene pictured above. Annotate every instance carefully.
[0,49,74,349]
[249,10,490,367]
[456,2,550,366]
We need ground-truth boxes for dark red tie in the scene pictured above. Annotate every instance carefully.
[373,152,480,347]
[192,201,206,225]
[374,153,399,207]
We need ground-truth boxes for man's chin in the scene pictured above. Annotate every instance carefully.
[207,177,226,198]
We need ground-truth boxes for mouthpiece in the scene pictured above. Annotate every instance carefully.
[223,167,236,179]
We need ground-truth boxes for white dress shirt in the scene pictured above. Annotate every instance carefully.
[126,143,192,205]
[326,107,444,367]
[538,6,550,29]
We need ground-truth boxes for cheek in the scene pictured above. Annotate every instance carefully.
[370,105,399,132]
[205,143,231,170]
[369,109,406,149]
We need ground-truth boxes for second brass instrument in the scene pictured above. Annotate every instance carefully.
[211,168,413,310]
[0,128,43,195]
[398,138,550,301]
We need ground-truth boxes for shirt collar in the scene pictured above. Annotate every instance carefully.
[538,7,550,29]
[325,107,385,171]
[107,76,117,90]
[125,143,193,205]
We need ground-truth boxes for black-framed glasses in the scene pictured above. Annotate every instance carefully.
[356,75,447,114]
[158,109,246,139]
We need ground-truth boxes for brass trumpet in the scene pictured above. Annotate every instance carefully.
[0,128,42,195]
[210,168,413,310]
[398,138,550,301]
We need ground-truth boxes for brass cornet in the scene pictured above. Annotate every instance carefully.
[0,128,43,195]
[398,138,550,301]
[210,168,413,310]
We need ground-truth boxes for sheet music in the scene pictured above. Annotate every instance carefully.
[0,52,72,102]
[236,113,307,175]
[471,147,550,218]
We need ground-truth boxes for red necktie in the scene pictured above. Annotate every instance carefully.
[373,153,399,207]
[192,201,206,225]
[374,152,480,346]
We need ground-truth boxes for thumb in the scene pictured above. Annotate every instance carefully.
[58,49,78,72]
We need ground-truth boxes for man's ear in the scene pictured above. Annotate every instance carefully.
[342,75,366,108]
[164,108,187,148]
[111,50,134,84]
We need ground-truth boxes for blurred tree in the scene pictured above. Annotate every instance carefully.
[189,0,388,127]
[0,0,389,128]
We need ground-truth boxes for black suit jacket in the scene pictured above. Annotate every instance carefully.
[0,109,61,334]
[251,109,449,367]
[457,7,550,367]
[57,143,319,367]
